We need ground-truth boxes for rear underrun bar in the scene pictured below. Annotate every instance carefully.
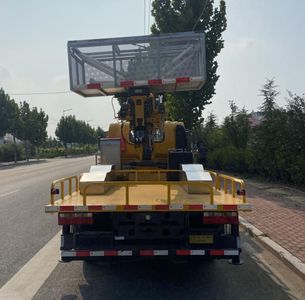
[61,249,240,258]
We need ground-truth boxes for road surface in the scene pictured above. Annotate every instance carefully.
[0,156,304,300]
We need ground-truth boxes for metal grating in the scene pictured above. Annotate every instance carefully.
[67,32,206,97]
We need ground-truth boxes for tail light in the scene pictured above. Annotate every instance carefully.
[203,212,238,224]
[58,213,93,225]
[237,189,246,196]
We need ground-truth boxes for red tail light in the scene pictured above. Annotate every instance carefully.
[58,213,93,225]
[148,79,162,85]
[237,189,246,196]
[86,83,101,89]
[203,212,238,224]
[120,80,134,87]
[176,77,190,83]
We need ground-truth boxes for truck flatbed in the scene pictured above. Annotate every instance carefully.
[45,171,251,213]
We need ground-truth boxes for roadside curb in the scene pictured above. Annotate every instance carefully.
[0,159,37,168]
[239,216,305,281]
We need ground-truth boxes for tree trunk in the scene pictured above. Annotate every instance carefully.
[35,146,39,160]
[13,135,17,163]
[25,141,29,162]
[64,142,67,158]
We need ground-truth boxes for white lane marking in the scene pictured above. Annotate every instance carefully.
[0,231,61,300]
[0,190,19,198]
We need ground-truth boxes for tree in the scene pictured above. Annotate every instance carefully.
[259,78,279,114]
[0,88,16,136]
[55,115,77,153]
[151,0,227,128]
[205,112,217,129]
[0,88,22,162]
[222,101,250,149]
[284,92,305,184]
[56,116,98,156]
[249,79,285,178]
[42,136,62,148]
[8,101,21,163]
[29,107,49,157]
[18,101,33,161]
[95,126,105,139]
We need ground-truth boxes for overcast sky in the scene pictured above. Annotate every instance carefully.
[1,0,305,135]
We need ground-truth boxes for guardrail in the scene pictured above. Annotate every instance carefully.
[212,172,246,203]
[50,175,79,205]
[49,170,246,206]
[81,180,214,206]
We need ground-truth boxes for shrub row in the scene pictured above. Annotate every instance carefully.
[0,144,97,162]
[0,144,25,162]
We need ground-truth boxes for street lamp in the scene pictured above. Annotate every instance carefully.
[63,108,72,116]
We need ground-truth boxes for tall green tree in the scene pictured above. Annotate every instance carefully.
[18,101,32,161]
[250,79,283,177]
[0,88,22,162]
[8,101,21,163]
[55,115,77,152]
[223,101,250,149]
[56,116,97,156]
[284,92,305,184]
[0,88,16,136]
[259,78,279,115]
[151,0,227,128]
[95,126,105,139]
[18,101,48,160]
[29,107,49,157]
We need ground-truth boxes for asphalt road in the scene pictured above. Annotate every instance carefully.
[0,157,304,300]
[0,156,93,288]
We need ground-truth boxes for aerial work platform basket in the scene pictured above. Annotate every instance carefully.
[67,32,206,97]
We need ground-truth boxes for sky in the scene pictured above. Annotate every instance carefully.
[1,0,305,135]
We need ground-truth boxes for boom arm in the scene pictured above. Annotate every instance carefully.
[117,87,166,161]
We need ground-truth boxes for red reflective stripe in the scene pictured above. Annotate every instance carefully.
[140,250,154,256]
[210,250,224,256]
[176,250,191,256]
[120,80,134,87]
[124,205,138,211]
[148,79,162,85]
[203,216,238,224]
[104,251,118,256]
[176,77,190,83]
[60,206,75,212]
[188,204,203,210]
[76,250,90,257]
[155,205,169,210]
[223,205,238,211]
[88,205,103,211]
[86,83,101,89]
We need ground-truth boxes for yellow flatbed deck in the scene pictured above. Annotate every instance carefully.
[45,171,251,213]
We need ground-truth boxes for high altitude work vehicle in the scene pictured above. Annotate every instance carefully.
[45,32,250,263]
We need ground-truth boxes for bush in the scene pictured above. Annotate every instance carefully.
[38,145,97,158]
[0,143,25,162]
[38,147,65,158]
[207,146,247,173]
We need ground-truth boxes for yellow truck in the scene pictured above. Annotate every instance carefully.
[45,32,251,263]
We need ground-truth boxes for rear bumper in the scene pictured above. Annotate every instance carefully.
[61,248,240,261]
